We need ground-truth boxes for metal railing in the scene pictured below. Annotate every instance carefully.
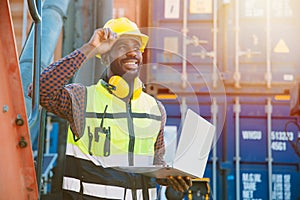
[27,0,45,198]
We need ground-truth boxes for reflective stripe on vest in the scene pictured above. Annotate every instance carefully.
[67,79,162,166]
[62,176,80,192]
[62,176,157,200]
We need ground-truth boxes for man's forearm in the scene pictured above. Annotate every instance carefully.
[78,43,98,60]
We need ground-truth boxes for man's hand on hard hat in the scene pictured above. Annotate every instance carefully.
[79,28,118,59]
[157,176,192,192]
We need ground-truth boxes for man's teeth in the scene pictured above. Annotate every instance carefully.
[124,61,137,65]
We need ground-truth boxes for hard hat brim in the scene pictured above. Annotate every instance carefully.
[118,32,149,52]
[96,32,149,59]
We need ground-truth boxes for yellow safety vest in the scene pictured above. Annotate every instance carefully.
[66,79,162,166]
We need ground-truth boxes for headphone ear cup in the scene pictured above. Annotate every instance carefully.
[108,76,143,99]
[108,76,129,99]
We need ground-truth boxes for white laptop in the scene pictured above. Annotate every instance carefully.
[113,109,216,178]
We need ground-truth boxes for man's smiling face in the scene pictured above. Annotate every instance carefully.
[108,36,143,80]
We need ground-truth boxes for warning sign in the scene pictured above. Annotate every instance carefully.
[273,39,290,53]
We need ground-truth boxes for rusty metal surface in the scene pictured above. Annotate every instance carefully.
[0,0,38,199]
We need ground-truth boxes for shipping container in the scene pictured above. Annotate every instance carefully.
[147,0,300,199]
[204,163,299,200]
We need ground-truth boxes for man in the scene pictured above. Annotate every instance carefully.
[29,17,192,199]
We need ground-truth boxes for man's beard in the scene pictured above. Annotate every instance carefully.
[109,58,141,83]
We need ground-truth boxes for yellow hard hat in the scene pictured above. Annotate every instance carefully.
[103,17,149,52]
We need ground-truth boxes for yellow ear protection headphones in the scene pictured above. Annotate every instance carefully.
[101,76,143,100]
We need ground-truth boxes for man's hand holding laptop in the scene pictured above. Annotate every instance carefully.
[157,176,192,192]
[168,176,193,192]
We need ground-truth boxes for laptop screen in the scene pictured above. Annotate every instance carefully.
[172,109,216,178]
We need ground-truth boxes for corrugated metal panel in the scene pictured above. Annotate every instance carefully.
[212,164,300,200]
[225,0,300,86]
[224,98,300,163]
[148,0,300,199]
[147,0,216,94]
[242,164,298,200]
[161,95,300,199]
[147,0,300,93]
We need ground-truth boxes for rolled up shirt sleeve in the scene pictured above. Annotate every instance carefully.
[28,50,87,137]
